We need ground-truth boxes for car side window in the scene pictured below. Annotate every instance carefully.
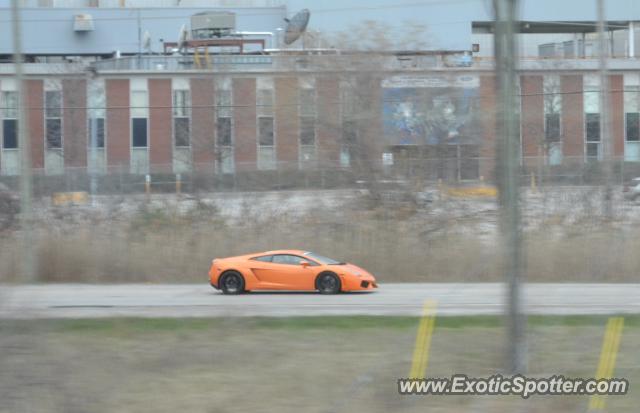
[252,255,273,262]
[272,254,315,266]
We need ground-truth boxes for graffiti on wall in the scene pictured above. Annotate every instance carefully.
[382,75,480,146]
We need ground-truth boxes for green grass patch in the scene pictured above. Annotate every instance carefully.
[2,314,637,335]
[58,317,221,333]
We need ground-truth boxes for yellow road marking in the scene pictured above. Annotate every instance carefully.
[409,299,437,379]
[589,317,624,411]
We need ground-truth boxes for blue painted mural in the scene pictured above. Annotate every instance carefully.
[382,75,479,146]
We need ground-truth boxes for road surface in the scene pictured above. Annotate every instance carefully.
[0,283,638,318]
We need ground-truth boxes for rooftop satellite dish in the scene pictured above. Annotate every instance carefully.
[178,24,189,53]
[142,30,152,53]
[283,9,310,45]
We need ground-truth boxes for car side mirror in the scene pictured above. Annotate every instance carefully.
[300,261,310,268]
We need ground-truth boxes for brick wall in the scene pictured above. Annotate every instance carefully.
[233,77,256,170]
[190,77,216,170]
[561,75,584,159]
[26,79,44,169]
[106,79,130,167]
[609,74,625,157]
[275,76,299,164]
[62,78,87,168]
[358,76,384,163]
[521,75,544,164]
[148,78,172,171]
[316,77,340,163]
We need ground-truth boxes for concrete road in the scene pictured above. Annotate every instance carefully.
[0,283,638,319]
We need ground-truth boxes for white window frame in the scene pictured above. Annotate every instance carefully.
[172,88,191,148]
[256,83,276,171]
[215,81,234,174]
[299,86,317,168]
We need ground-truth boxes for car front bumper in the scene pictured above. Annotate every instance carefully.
[342,275,378,291]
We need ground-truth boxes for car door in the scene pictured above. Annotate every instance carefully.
[270,254,318,290]
[247,255,281,289]
[250,254,317,290]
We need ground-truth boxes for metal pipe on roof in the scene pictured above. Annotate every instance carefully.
[233,31,274,49]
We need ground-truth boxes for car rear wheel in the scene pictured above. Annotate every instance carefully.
[317,273,341,294]
[220,271,245,295]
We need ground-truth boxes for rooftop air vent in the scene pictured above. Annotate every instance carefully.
[190,12,236,39]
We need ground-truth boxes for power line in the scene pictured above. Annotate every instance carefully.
[0,87,637,112]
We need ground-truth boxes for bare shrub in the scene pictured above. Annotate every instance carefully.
[0,190,638,283]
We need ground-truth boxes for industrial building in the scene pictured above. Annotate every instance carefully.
[1,0,640,188]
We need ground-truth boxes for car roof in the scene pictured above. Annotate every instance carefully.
[258,249,308,256]
[224,250,311,260]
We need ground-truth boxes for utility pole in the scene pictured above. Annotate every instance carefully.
[494,0,526,374]
[598,0,613,219]
[11,0,36,282]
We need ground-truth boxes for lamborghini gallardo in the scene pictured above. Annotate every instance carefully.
[209,250,378,294]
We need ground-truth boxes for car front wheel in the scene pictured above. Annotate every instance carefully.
[317,273,341,294]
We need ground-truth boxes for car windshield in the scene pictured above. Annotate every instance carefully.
[304,252,344,265]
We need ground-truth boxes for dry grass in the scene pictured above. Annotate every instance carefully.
[0,191,638,283]
[0,316,637,413]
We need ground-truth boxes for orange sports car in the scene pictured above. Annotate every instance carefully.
[209,250,378,294]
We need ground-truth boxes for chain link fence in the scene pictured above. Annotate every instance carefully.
[0,156,639,196]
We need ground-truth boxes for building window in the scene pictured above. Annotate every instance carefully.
[586,142,600,158]
[87,79,106,151]
[340,82,358,167]
[1,91,17,119]
[1,91,18,149]
[216,89,232,146]
[300,88,315,118]
[215,88,233,174]
[45,90,62,149]
[300,117,316,166]
[341,119,357,167]
[257,88,275,170]
[173,89,189,118]
[88,118,105,148]
[131,90,148,148]
[216,89,231,118]
[173,89,190,147]
[132,118,148,147]
[258,116,275,170]
[586,113,600,160]
[217,117,232,147]
[340,84,358,118]
[174,118,190,147]
[545,113,560,142]
[299,88,316,166]
[3,119,17,149]
[300,117,315,146]
[586,113,600,142]
[543,75,562,165]
[626,113,640,142]
[258,117,274,146]
[257,89,273,116]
